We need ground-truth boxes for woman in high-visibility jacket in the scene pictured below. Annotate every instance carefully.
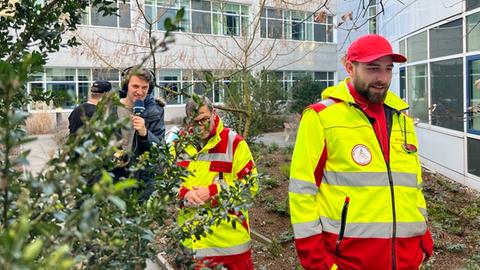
[177,96,257,270]
[289,34,433,270]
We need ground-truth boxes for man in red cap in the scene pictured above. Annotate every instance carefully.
[289,34,434,270]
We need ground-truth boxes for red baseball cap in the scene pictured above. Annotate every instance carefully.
[346,34,407,63]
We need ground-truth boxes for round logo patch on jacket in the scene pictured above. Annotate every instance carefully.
[351,144,372,166]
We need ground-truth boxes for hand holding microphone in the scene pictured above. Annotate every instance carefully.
[132,99,147,136]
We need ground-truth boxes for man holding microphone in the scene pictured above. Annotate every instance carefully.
[113,66,165,200]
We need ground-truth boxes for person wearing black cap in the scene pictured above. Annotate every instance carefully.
[68,80,112,134]
[289,34,433,270]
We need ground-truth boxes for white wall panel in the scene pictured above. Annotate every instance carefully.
[416,125,464,174]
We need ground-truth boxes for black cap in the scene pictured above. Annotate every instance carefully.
[91,80,112,93]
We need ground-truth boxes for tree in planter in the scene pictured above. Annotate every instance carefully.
[0,1,256,269]
[289,76,328,114]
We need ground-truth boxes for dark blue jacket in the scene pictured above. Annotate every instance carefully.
[113,94,165,200]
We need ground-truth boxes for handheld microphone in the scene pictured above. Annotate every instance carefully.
[133,100,145,116]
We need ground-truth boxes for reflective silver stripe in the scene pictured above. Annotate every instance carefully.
[418,207,428,220]
[193,241,251,258]
[320,216,426,238]
[226,129,236,158]
[195,130,238,162]
[322,171,418,188]
[197,153,230,162]
[292,220,323,239]
[321,98,336,107]
[289,178,318,195]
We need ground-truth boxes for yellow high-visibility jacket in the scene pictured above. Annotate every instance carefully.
[177,116,258,259]
[289,78,433,270]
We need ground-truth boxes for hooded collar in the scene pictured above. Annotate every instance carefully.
[321,77,409,111]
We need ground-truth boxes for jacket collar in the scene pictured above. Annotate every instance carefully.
[185,115,224,157]
[321,77,409,111]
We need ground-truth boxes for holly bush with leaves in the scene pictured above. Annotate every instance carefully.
[0,1,255,269]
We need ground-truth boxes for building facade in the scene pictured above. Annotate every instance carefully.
[28,0,338,123]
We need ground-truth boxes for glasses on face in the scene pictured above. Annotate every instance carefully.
[192,114,211,126]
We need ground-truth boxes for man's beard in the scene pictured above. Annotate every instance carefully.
[353,80,389,104]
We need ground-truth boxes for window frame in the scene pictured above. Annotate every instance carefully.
[467,54,480,135]
[82,0,131,28]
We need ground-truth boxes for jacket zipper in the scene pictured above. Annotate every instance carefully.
[351,103,398,270]
[387,163,397,270]
[336,196,350,255]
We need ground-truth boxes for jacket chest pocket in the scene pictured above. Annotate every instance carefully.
[390,130,419,170]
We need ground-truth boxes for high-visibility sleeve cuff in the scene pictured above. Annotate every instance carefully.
[178,186,190,199]
[208,183,219,196]
[421,229,434,261]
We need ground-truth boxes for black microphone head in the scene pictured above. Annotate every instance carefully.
[133,99,145,115]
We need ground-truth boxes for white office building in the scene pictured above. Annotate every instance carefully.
[28,0,338,122]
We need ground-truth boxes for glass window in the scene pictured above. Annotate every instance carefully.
[467,12,480,52]
[407,64,428,123]
[119,2,131,28]
[78,69,90,81]
[327,24,334,42]
[223,3,240,36]
[92,69,118,81]
[157,8,177,31]
[399,40,406,56]
[88,1,131,28]
[146,0,190,32]
[466,0,480,11]
[287,11,305,40]
[81,7,90,25]
[159,70,182,105]
[29,82,44,99]
[213,82,224,103]
[399,68,406,99]
[312,12,333,42]
[261,8,333,42]
[191,0,210,10]
[429,19,462,58]
[78,82,90,104]
[46,68,75,81]
[314,24,326,42]
[407,31,427,62]
[315,72,327,80]
[468,59,480,131]
[29,72,43,82]
[47,83,76,109]
[268,8,283,39]
[430,58,464,131]
[240,6,249,36]
[211,2,248,36]
[192,0,211,34]
[91,4,117,27]
[467,138,480,177]
[368,3,377,34]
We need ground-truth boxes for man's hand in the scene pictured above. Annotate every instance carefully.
[132,115,147,136]
[193,186,210,203]
[184,190,204,207]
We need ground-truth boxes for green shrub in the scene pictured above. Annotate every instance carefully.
[222,71,287,142]
[280,163,291,180]
[290,76,329,113]
[261,177,280,189]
